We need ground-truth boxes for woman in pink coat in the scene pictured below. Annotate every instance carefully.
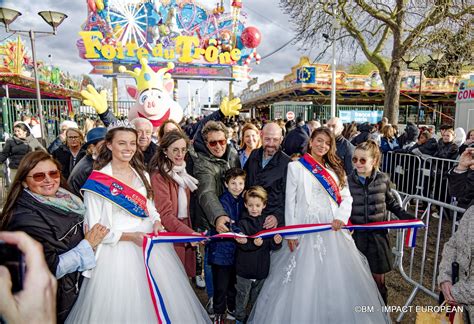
[150,130,199,277]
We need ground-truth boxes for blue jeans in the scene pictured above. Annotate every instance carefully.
[204,244,214,298]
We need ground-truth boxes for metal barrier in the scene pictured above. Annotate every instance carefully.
[420,156,458,204]
[381,152,423,197]
[381,152,460,210]
[393,195,466,322]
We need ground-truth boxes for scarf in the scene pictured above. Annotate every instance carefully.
[167,163,198,219]
[25,187,86,216]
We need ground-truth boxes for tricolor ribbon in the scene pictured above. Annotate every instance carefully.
[143,219,424,322]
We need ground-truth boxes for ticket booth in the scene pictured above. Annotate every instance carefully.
[455,77,474,131]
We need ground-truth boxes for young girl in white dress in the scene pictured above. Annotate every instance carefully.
[248,127,390,323]
[66,126,210,324]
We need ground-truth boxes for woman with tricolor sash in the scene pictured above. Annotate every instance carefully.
[66,125,210,324]
[248,127,390,323]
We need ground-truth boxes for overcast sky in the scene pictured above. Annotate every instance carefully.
[0,0,335,108]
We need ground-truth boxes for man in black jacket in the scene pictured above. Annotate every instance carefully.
[327,117,355,176]
[282,116,309,157]
[244,123,291,227]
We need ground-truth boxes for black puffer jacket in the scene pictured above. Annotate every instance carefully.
[244,148,291,226]
[6,190,85,323]
[52,145,86,180]
[0,136,44,168]
[348,170,413,224]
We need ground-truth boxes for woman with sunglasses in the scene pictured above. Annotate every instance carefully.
[0,150,109,322]
[52,128,86,180]
[249,128,389,324]
[66,126,210,324]
[149,130,199,277]
[348,140,414,305]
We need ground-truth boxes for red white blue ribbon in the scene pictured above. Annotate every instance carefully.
[143,219,423,322]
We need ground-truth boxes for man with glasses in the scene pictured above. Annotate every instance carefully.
[244,122,291,228]
[192,121,240,233]
[326,117,355,176]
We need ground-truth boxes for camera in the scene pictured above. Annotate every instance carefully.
[0,241,25,292]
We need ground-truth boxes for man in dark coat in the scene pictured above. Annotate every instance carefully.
[282,116,309,157]
[327,117,355,176]
[244,123,291,227]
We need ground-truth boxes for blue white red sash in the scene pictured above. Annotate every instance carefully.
[299,153,342,206]
[82,170,149,219]
[143,219,424,322]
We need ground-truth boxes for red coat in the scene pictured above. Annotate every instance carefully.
[151,172,196,277]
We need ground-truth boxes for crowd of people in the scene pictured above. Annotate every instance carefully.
[0,111,472,324]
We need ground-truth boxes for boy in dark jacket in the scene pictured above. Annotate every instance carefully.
[208,168,246,323]
[234,186,282,324]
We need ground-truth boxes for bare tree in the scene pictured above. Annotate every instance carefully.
[281,0,473,123]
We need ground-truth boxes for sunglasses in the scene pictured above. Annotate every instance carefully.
[352,157,367,165]
[26,170,61,182]
[207,139,226,147]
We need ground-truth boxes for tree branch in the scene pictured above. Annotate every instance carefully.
[401,2,451,53]
[353,0,398,30]
[373,25,390,55]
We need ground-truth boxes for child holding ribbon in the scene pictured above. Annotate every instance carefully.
[348,140,414,304]
[208,167,246,324]
[234,186,282,324]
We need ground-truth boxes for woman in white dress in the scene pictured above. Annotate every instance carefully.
[66,126,210,324]
[249,127,390,323]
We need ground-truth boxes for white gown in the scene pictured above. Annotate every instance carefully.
[248,161,391,324]
[66,164,210,324]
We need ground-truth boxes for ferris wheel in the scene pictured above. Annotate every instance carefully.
[109,0,148,47]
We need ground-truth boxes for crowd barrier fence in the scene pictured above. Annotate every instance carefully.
[393,195,466,322]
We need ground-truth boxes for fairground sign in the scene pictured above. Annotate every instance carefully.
[77,0,262,81]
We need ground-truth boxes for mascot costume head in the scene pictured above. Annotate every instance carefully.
[81,59,242,131]
[118,58,183,129]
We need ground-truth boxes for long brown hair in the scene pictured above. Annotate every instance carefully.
[94,127,153,199]
[149,130,190,184]
[0,151,68,229]
[307,127,346,188]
